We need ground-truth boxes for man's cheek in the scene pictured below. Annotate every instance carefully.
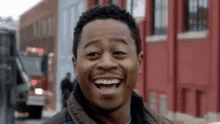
[79,76,89,88]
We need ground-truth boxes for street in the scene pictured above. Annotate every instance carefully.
[14,110,57,124]
[15,117,49,124]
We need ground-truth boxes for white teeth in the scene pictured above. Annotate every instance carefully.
[94,79,120,85]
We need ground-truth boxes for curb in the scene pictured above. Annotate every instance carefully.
[42,110,58,118]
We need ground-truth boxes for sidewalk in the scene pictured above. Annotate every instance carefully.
[42,109,58,118]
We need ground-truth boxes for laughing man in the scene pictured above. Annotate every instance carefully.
[43,4,173,124]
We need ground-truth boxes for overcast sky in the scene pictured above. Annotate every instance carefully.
[0,0,42,21]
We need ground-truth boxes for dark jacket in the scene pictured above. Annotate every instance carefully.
[43,83,173,124]
[61,78,73,94]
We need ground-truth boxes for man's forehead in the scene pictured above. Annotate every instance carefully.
[81,19,131,39]
[83,19,128,28]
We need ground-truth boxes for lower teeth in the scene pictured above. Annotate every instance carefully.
[94,81,122,90]
[99,84,117,90]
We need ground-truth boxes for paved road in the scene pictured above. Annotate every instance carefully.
[15,117,49,124]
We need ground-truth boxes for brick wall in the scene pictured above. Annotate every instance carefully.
[19,0,58,110]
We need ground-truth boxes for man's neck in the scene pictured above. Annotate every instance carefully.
[74,85,133,124]
[86,97,132,124]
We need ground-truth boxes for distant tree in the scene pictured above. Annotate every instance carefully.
[6,16,13,22]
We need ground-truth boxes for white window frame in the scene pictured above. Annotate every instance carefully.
[186,0,208,32]
[178,0,208,40]
[146,0,168,43]
[48,53,54,73]
[178,30,208,40]
[146,35,167,43]
[48,16,54,36]
[150,92,157,111]
[160,94,167,115]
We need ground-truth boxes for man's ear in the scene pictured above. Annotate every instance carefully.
[72,56,78,76]
[137,52,143,73]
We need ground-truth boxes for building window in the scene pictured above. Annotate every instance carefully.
[48,16,54,36]
[153,0,168,35]
[196,90,203,117]
[160,95,167,115]
[186,0,208,31]
[38,21,42,38]
[33,22,37,38]
[150,92,157,111]
[181,88,188,113]
[48,53,54,73]
[94,0,100,5]
[109,0,118,4]
[42,19,47,37]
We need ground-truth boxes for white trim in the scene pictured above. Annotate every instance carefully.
[206,112,220,122]
[100,0,103,5]
[160,94,167,115]
[56,102,62,112]
[146,0,168,42]
[163,111,175,121]
[135,17,145,24]
[177,30,208,40]
[149,92,157,111]
[162,111,220,123]
[146,35,167,43]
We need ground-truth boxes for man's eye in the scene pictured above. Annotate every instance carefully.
[87,52,99,56]
[86,52,100,60]
[113,51,126,55]
[113,51,127,59]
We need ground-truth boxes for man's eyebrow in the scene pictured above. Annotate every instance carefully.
[83,38,127,50]
[111,38,128,45]
[84,40,100,50]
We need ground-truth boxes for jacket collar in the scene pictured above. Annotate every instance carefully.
[67,83,156,124]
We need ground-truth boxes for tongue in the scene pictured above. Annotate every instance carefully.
[99,84,117,91]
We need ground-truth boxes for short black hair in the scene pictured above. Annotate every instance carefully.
[67,72,71,76]
[73,4,142,58]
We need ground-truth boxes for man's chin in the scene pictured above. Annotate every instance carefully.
[91,102,122,113]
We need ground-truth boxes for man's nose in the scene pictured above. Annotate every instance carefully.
[96,53,117,70]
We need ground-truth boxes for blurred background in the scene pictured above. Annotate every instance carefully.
[0,0,219,124]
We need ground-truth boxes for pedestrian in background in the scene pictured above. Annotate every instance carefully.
[60,72,73,109]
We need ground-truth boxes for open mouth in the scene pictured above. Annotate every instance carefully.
[92,79,123,94]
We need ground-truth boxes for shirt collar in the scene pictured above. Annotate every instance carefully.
[68,83,150,124]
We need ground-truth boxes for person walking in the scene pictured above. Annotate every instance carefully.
[60,72,73,109]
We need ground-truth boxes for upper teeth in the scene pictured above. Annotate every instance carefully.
[94,79,120,85]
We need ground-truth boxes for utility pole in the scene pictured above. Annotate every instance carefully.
[131,0,134,16]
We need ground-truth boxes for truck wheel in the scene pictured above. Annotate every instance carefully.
[28,105,43,119]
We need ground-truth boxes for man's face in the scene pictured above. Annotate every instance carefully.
[73,19,142,110]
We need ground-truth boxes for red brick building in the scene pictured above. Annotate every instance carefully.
[19,0,58,110]
[19,0,220,122]
[88,0,219,123]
